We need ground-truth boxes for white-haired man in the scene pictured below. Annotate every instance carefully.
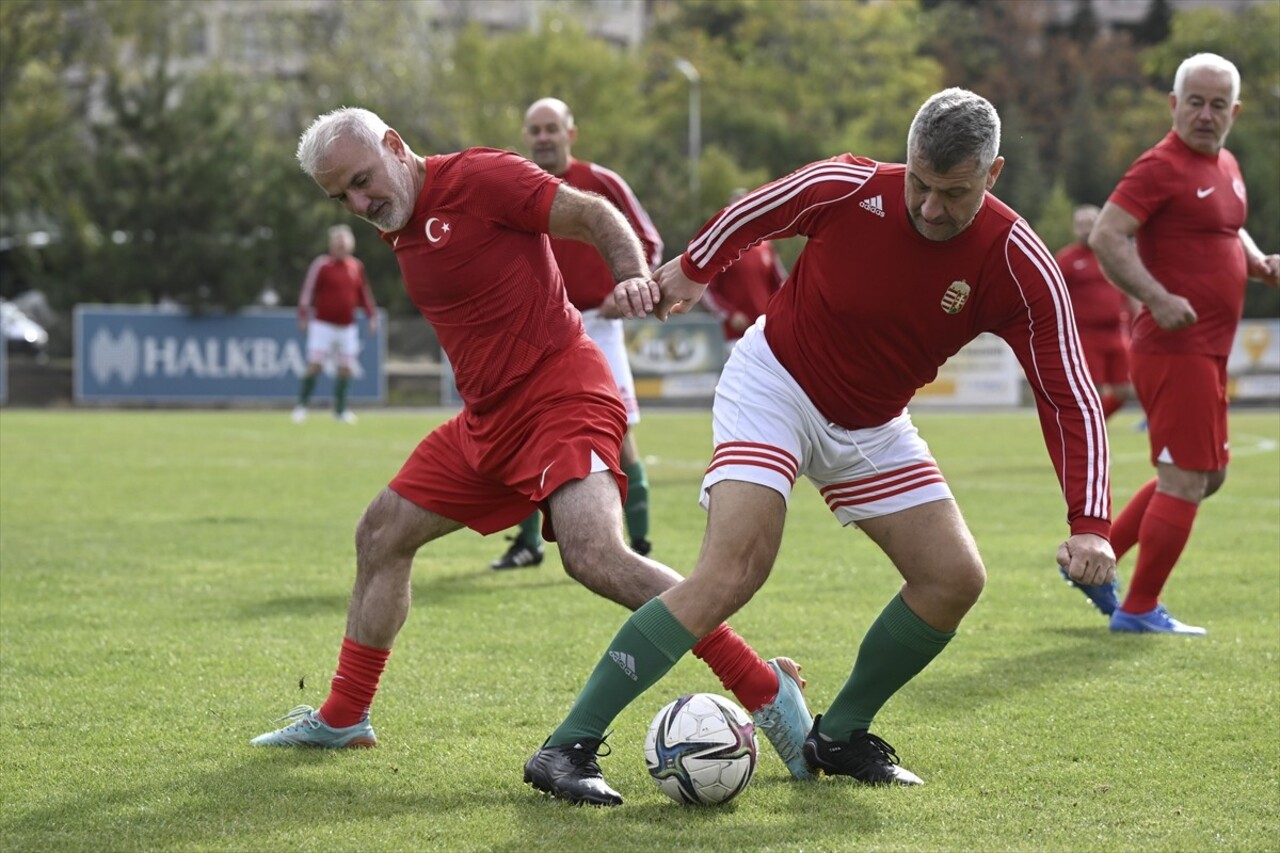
[250,108,814,806]
[1086,53,1280,635]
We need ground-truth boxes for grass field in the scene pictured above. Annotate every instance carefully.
[1,406,1277,852]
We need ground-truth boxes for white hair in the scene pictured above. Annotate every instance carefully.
[1173,53,1240,104]
[297,107,391,177]
[907,88,1001,173]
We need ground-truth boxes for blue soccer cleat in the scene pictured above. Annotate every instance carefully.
[751,657,816,781]
[1110,605,1206,636]
[250,705,377,748]
[1058,566,1121,616]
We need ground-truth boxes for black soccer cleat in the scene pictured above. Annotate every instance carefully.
[803,714,924,786]
[490,536,544,570]
[524,737,623,806]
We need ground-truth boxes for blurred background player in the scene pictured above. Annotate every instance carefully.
[489,97,663,569]
[703,187,787,351]
[292,224,379,424]
[1085,53,1279,635]
[1056,204,1135,422]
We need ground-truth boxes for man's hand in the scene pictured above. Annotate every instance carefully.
[368,314,380,333]
[1056,533,1116,586]
[1248,253,1280,287]
[612,276,661,319]
[298,316,309,332]
[1149,292,1197,330]
[651,257,707,320]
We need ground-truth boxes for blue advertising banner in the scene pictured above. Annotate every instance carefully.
[74,306,385,403]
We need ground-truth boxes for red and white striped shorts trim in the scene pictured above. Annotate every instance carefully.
[819,461,948,515]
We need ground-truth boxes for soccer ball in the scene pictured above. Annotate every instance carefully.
[643,692,758,805]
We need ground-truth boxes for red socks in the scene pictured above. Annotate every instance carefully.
[1112,478,1158,561]
[319,637,391,728]
[691,624,778,712]
[1120,491,1199,615]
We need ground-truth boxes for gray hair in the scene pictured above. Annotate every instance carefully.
[1173,53,1240,104]
[328,223,354,244]
[907,88,1001,173]
[297,107,391,177]
[524,97,575,129]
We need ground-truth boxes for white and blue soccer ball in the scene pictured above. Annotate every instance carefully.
[644,692,758,805]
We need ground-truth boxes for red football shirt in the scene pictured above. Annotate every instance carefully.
[551,158,663,311]
[680,155,1110,535]
[298,255,377,326]
[1107,131,1248,357]
[1055,242,1130,333]
[704,241,786,340]
[381,148,587,412]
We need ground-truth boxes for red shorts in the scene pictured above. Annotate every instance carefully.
[1078,327,1130,387]
[1130,351,1229,471]
[388,338,628,540]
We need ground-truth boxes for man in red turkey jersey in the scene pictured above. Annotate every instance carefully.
[1055,204,1134,421]
[251,107,815,809]
[487,97,664,570]
[1087,52,1280,636]
[532,88,1115,799]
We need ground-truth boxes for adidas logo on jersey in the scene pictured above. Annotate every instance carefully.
[859,194,885,217]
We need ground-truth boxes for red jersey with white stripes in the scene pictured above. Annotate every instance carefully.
[551,158,663,311]
[1056,242,1130,333]
[298,255,376,326]
[681,155,1110,535]
[1107,130,1248,357]
[381,148,588,413]
[704,241,786,340]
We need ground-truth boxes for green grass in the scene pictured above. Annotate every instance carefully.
[1,407,1277,852]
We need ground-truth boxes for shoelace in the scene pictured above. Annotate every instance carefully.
[854,732,902,768]
[565,736,613,772]
[273,705,320,729]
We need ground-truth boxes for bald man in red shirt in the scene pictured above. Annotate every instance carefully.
[251,107,814,807]
[528,88,1115,802]
[1088,53,1280,636]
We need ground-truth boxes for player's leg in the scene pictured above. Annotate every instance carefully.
[803,498,981,786]
[294,322,327,421]
[1111,353,1226,635]
[526,477,787,805]
[619,430,651,555]
[251,489,463,747]
[333,324,358,422]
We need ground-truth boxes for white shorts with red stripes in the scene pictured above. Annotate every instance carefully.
[700,321,952,525]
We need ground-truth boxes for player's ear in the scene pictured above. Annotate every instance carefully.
[985,156,1005,191]
[384,129,407,158]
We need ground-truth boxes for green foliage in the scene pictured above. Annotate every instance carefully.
[1033,179,1078,254]
[1,409,1278,850]
[992,103,1048,223]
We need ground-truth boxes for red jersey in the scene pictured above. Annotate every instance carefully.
[381,148,588,412]
[1108,131,1248,357]
[681,155,1110,535]
[551,158,663,311]
[1056,242,1130,333]
[298,255,376,326]
[704,241,786,340]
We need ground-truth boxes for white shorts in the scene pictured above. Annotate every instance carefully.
[701,320,952,525]
[582,310,639,425]
[306,320,360,369]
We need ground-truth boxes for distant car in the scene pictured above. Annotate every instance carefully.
[1,299,49,355]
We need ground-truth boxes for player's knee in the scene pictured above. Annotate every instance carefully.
[945,558,986,609]
[1205,468,1227,498]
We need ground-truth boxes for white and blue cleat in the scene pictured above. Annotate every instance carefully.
[751,657,816,780]
[1110,605,1206,636]
[250,705,377,748]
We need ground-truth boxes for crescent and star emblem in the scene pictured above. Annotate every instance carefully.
[425,217,451,244]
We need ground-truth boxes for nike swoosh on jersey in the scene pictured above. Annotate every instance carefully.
[1196,187,1215,199]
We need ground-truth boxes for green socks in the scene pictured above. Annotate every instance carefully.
[820,593,955,737]
[298,374,317,405]
[549,598,696,745]
[517,512,544,549]
[334,376,350,414]
[623,460,649,545]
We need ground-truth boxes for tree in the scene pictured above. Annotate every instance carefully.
[1060,75,1115,206]
[992,103,1049,223]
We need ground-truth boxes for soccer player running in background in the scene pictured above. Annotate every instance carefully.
[488,97,662,570]
[526,88,1115,804]
[1084,53,1280,635]
[703,187,787,353]
[252,108,814,804]
[292,224,379,424]
[1056,205,1136,423]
